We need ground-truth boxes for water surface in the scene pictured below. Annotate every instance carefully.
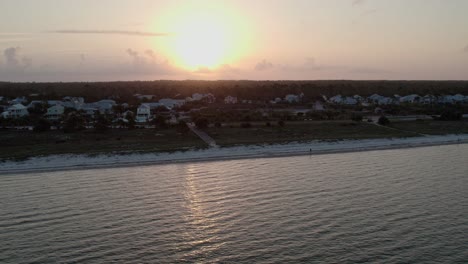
[1,144,467,263]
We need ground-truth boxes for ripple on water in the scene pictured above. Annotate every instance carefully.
[0,144,467,263]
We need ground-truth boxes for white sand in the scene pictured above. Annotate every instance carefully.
[1,134,467,174]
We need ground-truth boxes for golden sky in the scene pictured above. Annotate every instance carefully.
[1,0,468,81]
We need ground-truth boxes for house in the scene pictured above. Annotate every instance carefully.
[47,100,62,106]
[399,94,420,104]
[421,95,436,104]
[329,95,357,105]
[122,110,134,118]
[191,93,216,103]
[136,104,152,123]
[45,105,65,120]
[97,99,117,105]
[313,101,325,111]
[62,97,85,109]
[10,97,27,105]
[285,93,303,103]
[27,100,46,109]
[224,96,238,104]
[158,98,185,109]
[5,104,29,118]
[84,100,115,114]
[134,94,155,101]
[368,94,393,105]
[270,97,282,104]
[82,107,98,118]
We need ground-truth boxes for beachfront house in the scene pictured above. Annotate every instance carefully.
[45,105,65,120]
[4,104,29,118]
[136,104,152,123]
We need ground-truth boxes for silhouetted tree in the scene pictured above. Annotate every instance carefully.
[378,116,390,126]
[33,118,51,132]
[195,118,209,129]
[95,114,110,132]
[63,113,85,133]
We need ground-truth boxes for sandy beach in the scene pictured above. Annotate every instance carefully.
[1,134,467,174]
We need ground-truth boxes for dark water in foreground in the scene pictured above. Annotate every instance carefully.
[1,144,467,263]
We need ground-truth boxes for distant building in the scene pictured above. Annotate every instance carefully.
[224,96,238,104]
[158,98,186,109]
[399,94,420,104]
[3,104,29,118]
[190,93,216,103]
[136,104,152,123]
[45,105,65,120]
[285,93,303,103]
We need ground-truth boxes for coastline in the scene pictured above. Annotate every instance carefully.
[1,134,468,175]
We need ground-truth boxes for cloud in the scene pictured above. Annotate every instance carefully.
[3,47,31,69]
[352,0,366,6]
[48,30,171,37]
[255,59,274,71]
[4,47,20,67]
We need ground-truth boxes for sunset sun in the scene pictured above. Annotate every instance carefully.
[173,17,228,69]
[161,4,249,71]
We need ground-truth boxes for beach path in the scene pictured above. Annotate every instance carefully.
[187,122,218,148]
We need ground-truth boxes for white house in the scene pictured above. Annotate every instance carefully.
[421,94,436,104]
[368,94,393,105]
[45,105,65,120]
[329,95,358,105]
[136,104,152,123]
[399,94,420,104]
[5,104,29,118]
[285,93,304,103]
[224,96,238,104]
[159,98,185,109]
[191,93,216,103]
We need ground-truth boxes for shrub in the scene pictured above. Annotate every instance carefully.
[195,118,209,129]
[439,109,462,121]
[351,113,363,122]
[153,115,168,128]
[378,116,390,126]
[33,118,51,132]
[176,120,190,134]
[63,113,85,133]
[241,122,252,128]
[95,114,110,132]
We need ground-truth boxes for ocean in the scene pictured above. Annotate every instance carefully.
[1,144,467,263]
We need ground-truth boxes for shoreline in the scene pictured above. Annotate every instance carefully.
[1,134,468,175]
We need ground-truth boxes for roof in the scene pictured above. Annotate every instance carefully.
[9,104,27,110]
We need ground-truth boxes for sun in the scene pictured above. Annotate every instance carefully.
[173,17,228,69]
[158,3,250,71]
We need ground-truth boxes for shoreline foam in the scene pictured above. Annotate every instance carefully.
[1,134,467,174]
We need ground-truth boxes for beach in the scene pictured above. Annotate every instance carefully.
[1,134,467,174]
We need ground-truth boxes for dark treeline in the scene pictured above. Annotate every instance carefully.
[1,80,468,102]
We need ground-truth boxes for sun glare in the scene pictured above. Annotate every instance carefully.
[173,17,227,69]
[159,4,250,71]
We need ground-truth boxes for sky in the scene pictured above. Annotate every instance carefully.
[0,0,468,82]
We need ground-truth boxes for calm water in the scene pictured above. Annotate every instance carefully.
[1,144,467,263]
